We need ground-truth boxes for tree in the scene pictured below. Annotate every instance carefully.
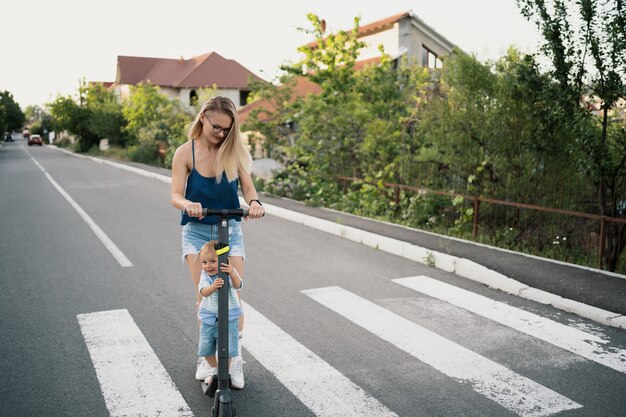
[48,93,96,152]
[122,82,189,166]
[122,82,174,143]
[242,74,307,162]
[290,14,366,95]
[0,91,25,133]
[258,14,434,215]
[85,83,127,146]
[517,0,626,270]
[24,105,54,140]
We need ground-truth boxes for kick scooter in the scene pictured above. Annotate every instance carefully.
[200,207,248,417]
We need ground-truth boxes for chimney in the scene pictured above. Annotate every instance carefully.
[178,55,184,63]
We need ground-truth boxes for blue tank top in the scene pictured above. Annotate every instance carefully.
[180,140,241,225]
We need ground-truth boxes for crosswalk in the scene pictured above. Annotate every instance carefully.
[302,286,581,417]
[78,275,626,417]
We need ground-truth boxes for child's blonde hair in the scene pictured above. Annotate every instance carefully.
[199,240,219,258]
[187,96,252,183]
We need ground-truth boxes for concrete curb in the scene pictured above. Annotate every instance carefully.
[262,203,625,329]
[51,146,626,329]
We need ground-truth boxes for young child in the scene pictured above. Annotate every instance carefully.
[197,240,243,385]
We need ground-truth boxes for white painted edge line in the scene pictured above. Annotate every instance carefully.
[393,276,626,374]
[303,286,582,417]
[27,150,133,267]
[243,302,398,417]
[51,147,625,328]
[52,146,173,184]
[77,309,193,417]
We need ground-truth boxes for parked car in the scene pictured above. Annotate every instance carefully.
[28,134,43,146]
[4,132,13,142]
[22,129,31,140]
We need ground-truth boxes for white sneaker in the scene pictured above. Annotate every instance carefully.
[229,356,245,389]
[203,367,218,384]
[195,358,213,380]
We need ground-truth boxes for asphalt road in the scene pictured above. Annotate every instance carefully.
[1,140,625,417]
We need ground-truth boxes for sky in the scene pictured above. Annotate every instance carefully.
[0,0,543,109]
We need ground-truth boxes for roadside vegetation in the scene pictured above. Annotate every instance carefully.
[18,1,626,273]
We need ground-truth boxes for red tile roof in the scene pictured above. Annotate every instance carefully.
[116,52,262,89]
[238,55,380,126]
[355,11,410,37]
[88,81,114,88]
[306,11,410,48]
[238,76,322,126]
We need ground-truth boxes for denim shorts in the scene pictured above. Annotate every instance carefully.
[182,220,245,263]
[198,319,239,357]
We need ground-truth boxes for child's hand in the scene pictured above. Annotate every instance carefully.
[212,278,224,289]
[220,263,232,274]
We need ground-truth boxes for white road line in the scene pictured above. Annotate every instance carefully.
[243,302,398,417]
[28,152,133,267]
[302,286,582,417]
[393,276,626,374]
[77,309,193,417]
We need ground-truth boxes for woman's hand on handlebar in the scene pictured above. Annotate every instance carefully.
[184,201,204,219]
[246,201,265,220]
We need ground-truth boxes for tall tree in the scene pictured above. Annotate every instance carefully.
[122,82,188,166]
[517,0,626,270]
[24,105,54,139]
[48,92,96,152]
[242,74,307,162]
[0,91,25,133]
[85,83,127,146]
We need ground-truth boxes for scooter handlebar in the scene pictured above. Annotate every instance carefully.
[201,208,249,218]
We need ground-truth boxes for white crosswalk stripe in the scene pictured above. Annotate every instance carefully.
[302,286,583,417]
[393,275,626,374]
[77,309,193,417]
[243,302,398,417]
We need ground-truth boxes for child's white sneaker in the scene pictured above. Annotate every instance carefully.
[230,356,245,389]
[203,367,218,384]
[195,358,213,380]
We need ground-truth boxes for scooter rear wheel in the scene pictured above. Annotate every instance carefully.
[212,401,235,417]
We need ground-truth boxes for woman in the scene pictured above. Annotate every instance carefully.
[171,96,264,389]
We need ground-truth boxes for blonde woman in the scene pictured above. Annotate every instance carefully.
[171,96,264,389]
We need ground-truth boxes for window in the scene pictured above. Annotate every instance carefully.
[239,90,250,107]
[189,90,198,106]
[422,46,442,69]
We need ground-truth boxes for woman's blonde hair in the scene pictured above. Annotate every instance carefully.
[187,96,252,183]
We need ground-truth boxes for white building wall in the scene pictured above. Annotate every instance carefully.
[358,25,400,60]
[215,89,241,108]
[116,85,243,109]
[401,18,454,66]
[355,17,453,67]
[159,87,180,101]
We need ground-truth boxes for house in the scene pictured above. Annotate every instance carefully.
[110,52,264,108]
[305,10,455,69]
[238,10,456,156]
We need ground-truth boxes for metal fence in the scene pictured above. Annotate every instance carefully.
[335,175,626,271]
